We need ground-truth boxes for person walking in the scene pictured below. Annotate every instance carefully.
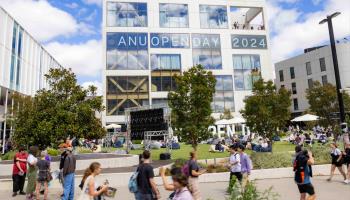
[136,150,160,200]
[327,143,347,182]
[293,146,315,200]
[77,162,108,200]
[188,151,206,200]
[61,147,76,200]
[229,145,242,183]
[12,146,28,197]
[35,151,51,200]
[237,144,252,189]
[344,143,350,184]
[26,146,38,200]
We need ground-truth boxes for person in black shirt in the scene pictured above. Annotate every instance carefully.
[136,150,160,200]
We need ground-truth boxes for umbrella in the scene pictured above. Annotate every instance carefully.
[105,124,121,129]
[215,119,230,125]
[291,114,319,122]
[227,117,246,124]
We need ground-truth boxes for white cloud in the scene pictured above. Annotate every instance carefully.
[85,9,98,22]
[65,2,79,9]
[45,40,102,77]
[83,0,102,6]
[269,0,350,63]
[82,81,102,96]
[0,0,93,42]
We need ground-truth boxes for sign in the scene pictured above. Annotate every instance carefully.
[107,32,148,50]
[150,33,190,48]
[231,35,267,49]
[192,34,221,49]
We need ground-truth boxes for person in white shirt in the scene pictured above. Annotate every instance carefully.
[228,145,242,184]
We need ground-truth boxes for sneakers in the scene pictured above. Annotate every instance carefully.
[344,179,350,184]
[12,192,17,197]
[19,191,26,195]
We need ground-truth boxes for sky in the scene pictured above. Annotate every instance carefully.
[0,0,349,95]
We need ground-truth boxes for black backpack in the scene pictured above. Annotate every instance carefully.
[293,154,311,183]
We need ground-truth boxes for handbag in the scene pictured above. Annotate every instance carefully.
[47,171,53,182]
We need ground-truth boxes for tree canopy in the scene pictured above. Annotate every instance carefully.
[168,65,216,149]
[241,79,291,139]
[10,68,106,149]
[306,81,350,127]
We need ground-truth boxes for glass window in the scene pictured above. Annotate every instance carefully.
[212,75,234,113]
[200,5,228,29]
[308,78,313,89]
[292,82,297,94]
[192,34,222,69]
[320,57,326,72]
[106,76,149,115]
[290,67,295,79]
[107,2,147,27]
[233,55,261,90]
[322,75,328,85]
[293,98,299,111]
[159,4,188,28]
[306,62,312,75]
[230,6,265,30]
[279,70,284,82]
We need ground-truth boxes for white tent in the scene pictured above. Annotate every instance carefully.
[291,114,319,122]
[105,123,121,129]
[215,119,230,125]
[227,117,246,124]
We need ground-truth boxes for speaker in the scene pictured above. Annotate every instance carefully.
[159,152,171,160]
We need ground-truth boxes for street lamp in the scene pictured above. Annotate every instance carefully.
[319,12,347,131]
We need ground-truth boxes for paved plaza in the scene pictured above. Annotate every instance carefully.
[1,175,349,200]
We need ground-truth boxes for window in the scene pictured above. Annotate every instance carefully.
[159,4,188,28]
[306,62,312,75]
[290,67,295,79]
[107,2,147,27]
[192,34,222,69]
[292,82,297,94]
[229,6,265,30]
[212,76,234,113]
[279,70,284,82]
[107,32,148,70]
[151,54,181,92]
[281,85,285,88]
[322,75,328,85]
[233,55,261,90]
[293,98,299,111]
[199,5,228,29]
[152,98,168,106]
[308,78,313,89]
[106,76,149,115]
[320,57,326,72]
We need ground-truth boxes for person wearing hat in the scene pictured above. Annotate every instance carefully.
[61,147,76,200]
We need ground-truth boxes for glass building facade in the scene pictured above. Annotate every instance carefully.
[103,0,272,124]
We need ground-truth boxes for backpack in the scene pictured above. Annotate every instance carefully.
[293,154,309,184]
[128,170,139,193]
[181,160,191,177]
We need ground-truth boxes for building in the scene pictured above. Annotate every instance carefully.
[275,43,350,116]
[0,7,62,147]
[102,0,274,126]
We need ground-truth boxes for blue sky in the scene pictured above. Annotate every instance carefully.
[0,0,349,94]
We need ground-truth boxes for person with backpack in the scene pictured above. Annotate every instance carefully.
[293,145,315,200]
[187,151,206,200]
[327,143,347,182]
[343,143,350,184]
[237,144,252,189]
[136,150,160,200]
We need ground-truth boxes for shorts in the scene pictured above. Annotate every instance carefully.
[297,183,315,195]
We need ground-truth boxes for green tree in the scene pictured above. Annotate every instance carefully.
[241,79,291,140]
[306,81,350,127]
[220,108,233,120]
[168,65,216,149]
[10,68,106,149]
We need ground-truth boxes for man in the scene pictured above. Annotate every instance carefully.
[12,146,28,197]
[237,144,252,189]
[229,145,242,183]
[293,145,316,200]
[136,150,160,200]
[61,147,76,200]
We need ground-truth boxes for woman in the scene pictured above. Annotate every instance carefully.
[159,167,182,199]
[26,146,38,200]
[172,174,193,200]
[327,143,347,182]
[12,146,28,197]
[78,162,108,200]
[35,151,50,200]
[188,151,206,200]
[344,143,350,184]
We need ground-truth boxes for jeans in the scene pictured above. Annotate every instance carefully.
[12,173,26,193]
[61,173,75,200]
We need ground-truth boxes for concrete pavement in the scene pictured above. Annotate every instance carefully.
[1,175,349,200]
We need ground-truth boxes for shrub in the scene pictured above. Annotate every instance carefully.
[47,148,60,156]
[1,151,16,160]
[77,147,93,154]
[132,140,142,144]
[250,152,293,169]
[306,144,331,165]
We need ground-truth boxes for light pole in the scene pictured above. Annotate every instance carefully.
[319,12,347,131]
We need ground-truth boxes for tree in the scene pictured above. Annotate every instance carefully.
[168,65,216,149]
[306,81,350,127]
[220,108,233,120]
[241,79,291,140]
[10,68,106,149]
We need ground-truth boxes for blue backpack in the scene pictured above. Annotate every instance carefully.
[128,171,139,193]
